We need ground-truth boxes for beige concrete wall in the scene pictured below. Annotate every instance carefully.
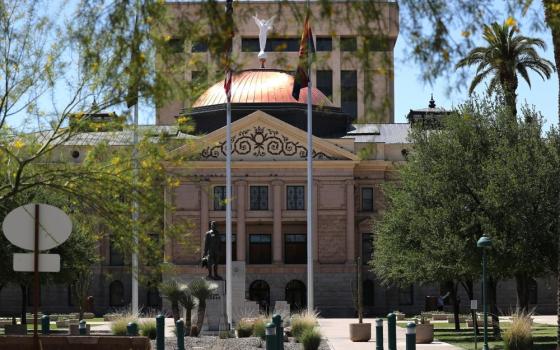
[158,1,399,125]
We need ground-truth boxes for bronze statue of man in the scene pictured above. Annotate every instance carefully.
[203,221,221,280]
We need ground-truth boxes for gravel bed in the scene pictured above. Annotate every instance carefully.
[150,336,331,350]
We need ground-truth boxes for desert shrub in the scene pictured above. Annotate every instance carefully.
[503,311,533,350]
[291,310,318,341]
[139,319,157,339]
[236,319,254,338]
[300,328,322,350]
[252,318,267,340]
[219,330,234,339]
[111,313,138,336]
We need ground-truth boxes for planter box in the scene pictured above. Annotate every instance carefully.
[83,313,95,320]
[447,316,466,323]
[349,323,371,342]
[103,314,120,322]
[0,335,151,350]
[395,313,405,321]
[56,320,68,328]
[431,314,449,321]
[69,325,91,335]
[416,324,434,344]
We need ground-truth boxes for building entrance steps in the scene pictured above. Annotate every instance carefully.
[318,318,461,350]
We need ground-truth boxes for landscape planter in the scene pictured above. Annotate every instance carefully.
[447,316,466,324]
[395,313,405,321]
[0,335,151,350]
[431,314,449,321]
[415,324,434,344]
[349,323,371,342]
[4,325,27,335]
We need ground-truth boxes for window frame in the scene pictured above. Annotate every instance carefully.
[316,70,333,100]
[213,185,226,211]
[340,36,357,52]
[249,185,269,211]
[284,234,307,264]
[315,36,332,51]
[286,185,305,210]
[249,234,272,264]
[361,186,374,212]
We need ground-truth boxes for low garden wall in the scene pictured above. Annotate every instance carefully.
[0,335,151,350]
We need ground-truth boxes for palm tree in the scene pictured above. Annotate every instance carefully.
[159,280,187,322]
[189,278,217,335]
[456,21,555,118]
[179,288,197,336]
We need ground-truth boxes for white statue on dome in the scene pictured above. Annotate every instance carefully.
[253,14,275,61]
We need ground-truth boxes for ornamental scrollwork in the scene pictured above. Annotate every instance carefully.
[200,126,336,160]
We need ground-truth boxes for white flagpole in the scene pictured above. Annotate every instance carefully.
[306,2,314,312]
[132,102,139,315]
[226,95,232,328]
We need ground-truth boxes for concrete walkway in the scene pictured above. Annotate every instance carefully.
[318,318,461,350]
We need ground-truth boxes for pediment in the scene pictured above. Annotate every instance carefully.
[192,110,358,161]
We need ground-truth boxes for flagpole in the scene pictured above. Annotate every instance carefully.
[225,0,234,330]
[306,0,314,312]
[132,102,139,316]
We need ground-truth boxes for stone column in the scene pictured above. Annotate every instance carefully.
[346,180,355,264]
[272,180,283,264]
[200,181,209,251]
[313,181,319,262]
[236,180,247,262]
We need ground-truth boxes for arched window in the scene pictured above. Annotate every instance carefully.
[146,286,161,309]
[363,280,374,306]
[249,280,270,312]
[528,278,538,304]
[285,280,306,312]
[109,280,125,307]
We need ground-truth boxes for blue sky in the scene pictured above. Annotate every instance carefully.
[393,8,558,128]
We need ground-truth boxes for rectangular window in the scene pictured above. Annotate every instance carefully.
[110,240,124,266]
[284,234,307,264]
[316,70,333,100]
[341,70,358,120]
[242,37,300,52]
[362,187,374,212]
[340,36,357,52]
[168,37,184,53]
[399,285,414,305]
[316,37,332,51]
[286,185,305,210]
[218,234,237,264]
[191,40,208,52]
[361,233,374,265]
[249,234,272,264]
[213,186,226,211]
[250,186,268,210]
[364,35,390,51]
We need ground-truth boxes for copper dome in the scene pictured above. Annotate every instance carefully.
[192,69,334,108]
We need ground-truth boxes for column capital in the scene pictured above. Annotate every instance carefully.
[272,179,284,187]
[345,179,355,186]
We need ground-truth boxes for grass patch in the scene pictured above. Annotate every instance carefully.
[432,323,556,350]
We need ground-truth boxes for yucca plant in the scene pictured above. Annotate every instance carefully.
[179,288,197,336]
[189,277,217,334]
[159,280,187,322]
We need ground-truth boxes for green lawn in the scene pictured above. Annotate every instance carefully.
[427,322,556,350]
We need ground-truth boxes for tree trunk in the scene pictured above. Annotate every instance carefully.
[196,301,206,335]
[185,307,192,336]
[446,280,461,331]
[461,280,479,336]
[514,272,530,312]
[20,284,27,324]
[488,277,501,340]
[171,300,180,322]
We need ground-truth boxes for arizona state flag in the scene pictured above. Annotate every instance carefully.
[292,12,315,100]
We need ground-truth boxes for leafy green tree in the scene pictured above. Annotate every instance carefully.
[456,22,554,118]
[373,96,559,336]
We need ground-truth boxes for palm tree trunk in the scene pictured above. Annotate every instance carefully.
[196,301,206,334]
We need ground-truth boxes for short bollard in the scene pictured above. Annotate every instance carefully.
[272,314,284,350]
[156,314,165,350]
[79,320,87,336]
[127,321,139,336]
[375,318,384,350]
[41,315,50,335]
[406,322,416,350]
[387,313,396,350]
[265,322,277,350]
[176,319,185,350]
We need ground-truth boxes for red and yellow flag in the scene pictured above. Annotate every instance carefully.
[292,12,315,100]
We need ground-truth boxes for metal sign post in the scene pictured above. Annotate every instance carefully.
[471,299,478,350]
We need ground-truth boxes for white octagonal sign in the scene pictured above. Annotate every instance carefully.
[2,203,72,251]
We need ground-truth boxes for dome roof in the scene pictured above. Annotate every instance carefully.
[192,69,334,108]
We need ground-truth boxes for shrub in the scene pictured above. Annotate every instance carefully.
[236,319,254,338]
[300,328,322,350]
[111,314,138,336]
[291,310,318,341]
[190,325,199,337]
[252,318,267,340]
[503,311,533,350]
[139,319,157,339]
